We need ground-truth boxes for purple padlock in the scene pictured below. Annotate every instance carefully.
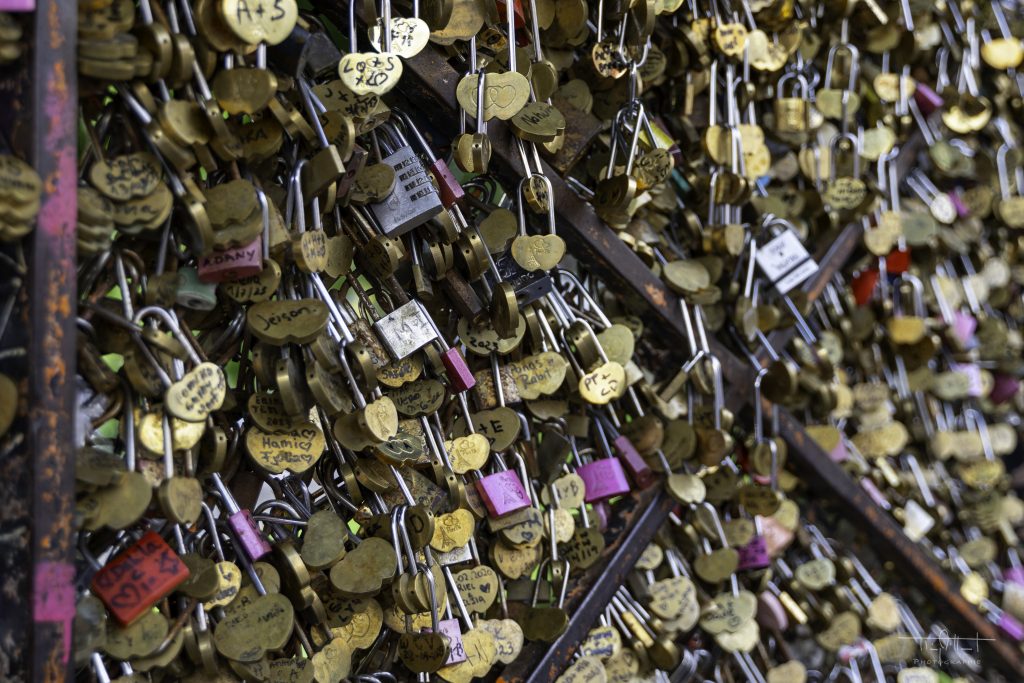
[1005,567,1024,585]
[951,311,978,349]
[0,0,33,11]
[476,469,531,518]
[211,473,272,561]
[828,438,848,464]
[737,535,770,571]
[435,618,467,664]
[198,238,264,283]
[949,190,970,218]
[860,477,890,510]
[998,611,1024,642]
[578,458,631,503]
[914,83,944,115]
[990,373,1020,405]
[951,362,984,398]
[613,434,655,488]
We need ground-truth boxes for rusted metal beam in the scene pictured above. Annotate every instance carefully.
[26,0,78,678]
[497,487,675,683]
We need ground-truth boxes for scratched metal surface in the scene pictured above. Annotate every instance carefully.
[0,1,80,681]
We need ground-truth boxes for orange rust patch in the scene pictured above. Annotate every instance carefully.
[644,282,666,308]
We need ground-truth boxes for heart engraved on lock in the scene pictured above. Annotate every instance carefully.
[447,433,490,473]
[165,361,226,422]
[714,619,759,653]
[648,576,698,624]
[430,509,475,553]
[578,361,626,404]
[398,632,451,673]
[508,351,569,399]
[388,378,446,417]
[453,565,500,614]
[329,537,396,597]
[245,421,325,474]
[816,611,861,652]
[579,624,621,660]
[246,299,329,345]
[88,152,162,201]
[458,407,521,452]
[456,71,531,121]
[300,510,348,571]
[539,473,586,509]
[368,17,430,58]
[561,526,605,569]
[477,618,525,665]
[795,557,836,591]
[339,53,403,96]
[700,590,757,635]
[694,547,739,583]
[510,234,566,272]
[311,637,353,683]
[213,593,295,662]
[102,610,167,660]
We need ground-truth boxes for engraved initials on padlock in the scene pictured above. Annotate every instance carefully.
[577,458,631,503]
[476,470,531,517]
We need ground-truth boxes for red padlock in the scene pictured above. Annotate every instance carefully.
[90,530,190,625]
[441,346,476,393]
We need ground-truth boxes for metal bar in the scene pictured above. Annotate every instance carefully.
[774,408,1024,679]
[26,0,78,678]
[497,487,674,683]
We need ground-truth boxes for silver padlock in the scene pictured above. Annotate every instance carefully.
[368,123,444,236]
[373,300,437,360]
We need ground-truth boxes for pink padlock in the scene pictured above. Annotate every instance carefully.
[0,0,33,10]
[476,469,531,518]
[198,238,264,283]
[914,83,944,115]
[998,611,1024,642]
[441,347,476,393]
[860,478,891,510]
[613,434,655,488]
[951,362,984,398]
[578,458,631,503]
[435,618,467,664]
[211,473,272,561]
[737,535,770,571]
[951,311,978,349]
[990,373,1020,405]
[1005,567,1024,585]
[828,437,848,464]
[949,190,970,218]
